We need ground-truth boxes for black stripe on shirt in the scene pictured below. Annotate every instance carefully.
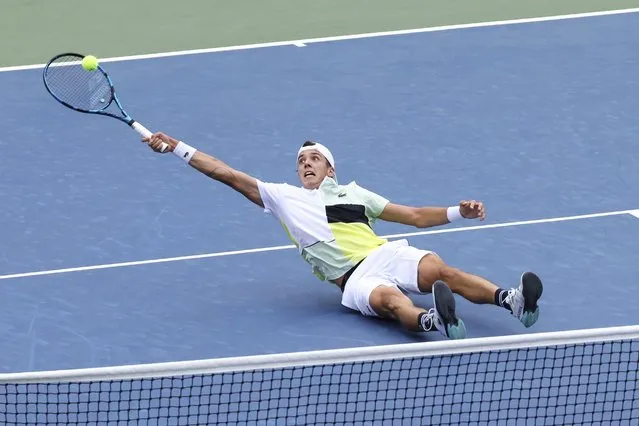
[325,204,369,227]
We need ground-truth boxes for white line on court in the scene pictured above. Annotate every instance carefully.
[0,209,635,281]
[630,210,639,219]
[1,8,638,73]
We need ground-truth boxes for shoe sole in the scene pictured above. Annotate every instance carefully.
[520,272,543,328]
[433,281,467,339]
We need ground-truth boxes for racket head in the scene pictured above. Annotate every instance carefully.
[42,53,130,123]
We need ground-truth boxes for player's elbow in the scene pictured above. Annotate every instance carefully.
[412,210,430,228]
[415,219,431,229]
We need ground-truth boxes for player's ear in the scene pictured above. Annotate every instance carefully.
[327,167,335,178]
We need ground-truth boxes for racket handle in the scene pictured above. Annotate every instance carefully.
[131,121,169,152]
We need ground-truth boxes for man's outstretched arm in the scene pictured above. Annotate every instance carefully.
[144,132,264,208]
[379,200,486,228]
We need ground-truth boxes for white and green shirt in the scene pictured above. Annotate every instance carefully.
[257,177,390,281]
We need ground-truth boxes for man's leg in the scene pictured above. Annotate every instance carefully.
[416,254,543,327]
[368,282,466,339]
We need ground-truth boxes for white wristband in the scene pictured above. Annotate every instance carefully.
[447,206,463,222]
[172,141,197,164]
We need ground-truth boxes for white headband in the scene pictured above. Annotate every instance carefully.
[297,143,335,169]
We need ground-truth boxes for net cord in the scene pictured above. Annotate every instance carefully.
[1,324,638,384]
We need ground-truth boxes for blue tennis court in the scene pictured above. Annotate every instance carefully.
[0,12,638,375]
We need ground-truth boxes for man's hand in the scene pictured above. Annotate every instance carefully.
[142,132,180,153]
[460,200,486,221]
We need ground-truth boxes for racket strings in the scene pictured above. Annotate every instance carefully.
[44,55,114,112]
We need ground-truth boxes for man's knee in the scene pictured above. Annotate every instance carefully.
[369,286,411,319]
[417,254,461,292]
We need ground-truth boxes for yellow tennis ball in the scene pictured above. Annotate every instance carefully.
[82,55,99,71]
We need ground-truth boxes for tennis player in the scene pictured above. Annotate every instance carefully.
[143,133,543,340]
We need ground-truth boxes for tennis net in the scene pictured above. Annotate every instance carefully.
[1,325,638,425]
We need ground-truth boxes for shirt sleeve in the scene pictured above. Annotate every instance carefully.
[256,180,286,219]
[353,183,390,219]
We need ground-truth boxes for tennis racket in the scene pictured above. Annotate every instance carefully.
[42,52,168,152]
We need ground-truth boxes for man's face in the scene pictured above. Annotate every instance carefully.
[297,149,335,189]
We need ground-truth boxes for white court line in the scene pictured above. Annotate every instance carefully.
[1,8,638,73]
[0,209,635,281]
[630,210,639,218]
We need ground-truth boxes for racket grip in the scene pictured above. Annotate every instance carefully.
[131,121,169,152]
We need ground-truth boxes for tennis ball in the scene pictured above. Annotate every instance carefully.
[82,55,99,71]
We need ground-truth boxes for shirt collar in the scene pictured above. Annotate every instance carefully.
[319,176,339,191]
[301,176,338,193]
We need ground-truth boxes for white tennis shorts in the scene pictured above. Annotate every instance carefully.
[340,239,434,317]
